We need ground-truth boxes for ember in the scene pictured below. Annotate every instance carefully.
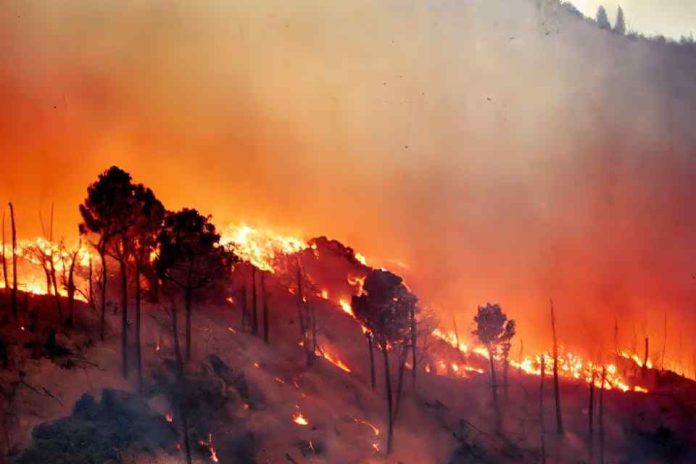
[292,406,309,426]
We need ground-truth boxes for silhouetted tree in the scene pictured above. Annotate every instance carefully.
[473,303,515,430]
[614,6,626,35]
[59,240,81,327]
[155,208,235,361]
[549,299,564,434]
[8,202,17,320]
[352,269,415,454]
[596,5,611,30]
[1,209,8,290]
[130,184,165,391]
[79,166,132,344]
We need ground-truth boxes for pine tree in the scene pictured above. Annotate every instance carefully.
[614,6,626,35]
[596,6,611,30]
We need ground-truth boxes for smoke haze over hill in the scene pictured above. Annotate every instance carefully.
[1,0,696,368]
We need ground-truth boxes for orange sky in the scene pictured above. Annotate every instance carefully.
[2,0,695,369]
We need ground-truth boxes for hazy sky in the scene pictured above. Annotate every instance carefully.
[571,0,695,39]
[2,0,696,367]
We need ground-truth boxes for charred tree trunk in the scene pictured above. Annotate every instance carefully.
[49,258,63,322]
[135,261,143,392]
[589,370,595,435]
[171,304,192,464]
[550,299,564,435]
[381,342,394,454]
[184,286,192,362]
[1,210,8,291]
[262,272,269,344]
[642,336,650,380]
[99,249,108,341]
[88,256,94,310]
[367,332,376,390]
[240,284,248,330]
[119,258,128,379]
[66,253,76,327]
[295,263,313,366]
[394,345,408,421]
[9,203,18,320]
[311,305,317,354]
[599,367,606,464]
[251,267,258,336]
[487,345,501,431]
[410,306,417,389]
[539,354,546,464]
[503,350,510,402]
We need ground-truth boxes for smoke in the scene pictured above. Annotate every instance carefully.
[1,0,695,366]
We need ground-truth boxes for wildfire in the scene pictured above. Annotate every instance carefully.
[221,224,307,272]
[339,299,354,317]
[319,348,352,372]
[198,433,219,463]
[165,412,173,423]
[432,328,650,393]
[292,406,309,426]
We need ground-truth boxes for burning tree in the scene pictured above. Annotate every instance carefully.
[155,208,236,362]
[352,269,416,454]
[473,303,515,429]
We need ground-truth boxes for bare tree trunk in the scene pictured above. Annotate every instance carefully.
[1,210,8,291]
[311,305,317,354]
[171,304,192,464]
[251,267,258,336]
[488,345,501,431]
[588,370,595,435]
[410,306,417,389]
[184,286,192,362]
[135,261,143,392]
[119,258,128,379]
[550,299,564,435]
[539,354,546,464]
[262,272,269,343]
[381,342,394,454]
[394,346,408,420]
[49,258,63,322]
[88,256,94,309]
[9,203,18,320]
[99,249,108,341]
[642,337,649,379]
[295,263,313,366]
[599,367,606,464]
[503,350,510,402]
[66,252,76,327]
[367,332,376,390]
[661,313,667,371]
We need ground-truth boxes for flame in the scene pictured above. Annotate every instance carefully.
[198,433,219,463]
[319,349,352,372]
[339,299,354,317]
[221,224,307,272]
[432,328,650,392]
[292,406,309,426]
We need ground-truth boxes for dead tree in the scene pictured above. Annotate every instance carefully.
[59,242,80,327]
[409,303,417,389]
[539,354,546,464]
[394,341,410,420]
[1,210,8,291]
[8,203,18,320]
[599,366,606,464]
[262,271,270,343]
[549,298,564,435]
[251,267,258,336]
[588,368,596,462]
[642,337,649,379]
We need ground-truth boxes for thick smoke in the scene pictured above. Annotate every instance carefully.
[1,0,695,368]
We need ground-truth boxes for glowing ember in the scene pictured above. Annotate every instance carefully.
[165,413,173,423]
[198,433,219,463]
[292,406,309,426]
